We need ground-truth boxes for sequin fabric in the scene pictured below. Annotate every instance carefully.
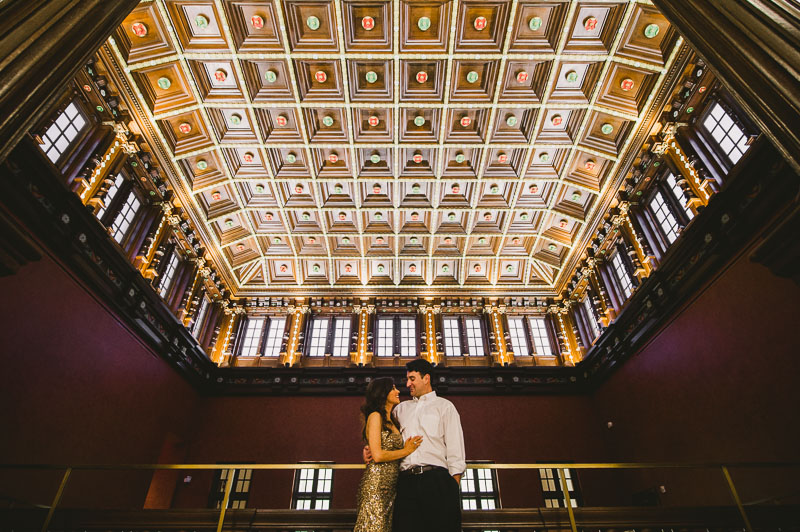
[354,430,404,532]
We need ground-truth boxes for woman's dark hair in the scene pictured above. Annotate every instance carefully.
[360,377,396,442]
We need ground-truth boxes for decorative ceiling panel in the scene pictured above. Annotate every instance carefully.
[109,0,685,297]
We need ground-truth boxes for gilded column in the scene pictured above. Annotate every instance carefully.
[589,259,615,325]
[485,304,512,366]
[419,304,442,366]
[549,306,574,366]
[210,304,241,366]
[351,304,375,366]
[280,304,309,367]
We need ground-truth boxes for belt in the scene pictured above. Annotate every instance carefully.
[400,465,445,475]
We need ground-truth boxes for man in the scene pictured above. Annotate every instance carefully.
[392,358,465,532]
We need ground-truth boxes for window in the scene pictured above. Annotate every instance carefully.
[540,468,580,508]
[110,190,140,244]
[611,252,633,299]
[443,318,461,357]
[464,318,485,357]
[158,251,180,298]
[39,101,87,163]
[239,318,265,356]
[527,317,554,356]
[307,316,351,357]
[191,296,210,338]
[210,468,252,510]
[665,173,694,220]
[506,317,529,357]
[308,317,330,357]
[582,296,601,339]
[331,317,351,357]
[292,464,333,510]
[376,316,417,357]
[263,317,286,357]
[96,173,124,219]
[649,191,681,245]
[460,463,500,510]
[701,102,750,164]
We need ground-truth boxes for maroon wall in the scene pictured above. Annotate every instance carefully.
[0,255,199,507]
[593,249,800,506]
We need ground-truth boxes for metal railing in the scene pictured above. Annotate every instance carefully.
[1,461,798,532]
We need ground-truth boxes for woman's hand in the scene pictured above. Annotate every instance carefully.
[403,436,423,454]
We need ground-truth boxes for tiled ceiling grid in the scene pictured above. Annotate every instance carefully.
[109,0,682,296]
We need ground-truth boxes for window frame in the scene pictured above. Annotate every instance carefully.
[209,467,253,510]
[291,463,334,510]
[109,186,143,246]
[157,247,181,299]
[698,100,752,167]
[38,99,90,166]
[609,247,635,301]
[305,314,353,357]
[441,315,488,358]
[235,315,288,357]
[375,314,419,357]
[460,462,501,511]
[539,467,582,509]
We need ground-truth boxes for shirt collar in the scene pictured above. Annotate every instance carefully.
[413,390,437,403]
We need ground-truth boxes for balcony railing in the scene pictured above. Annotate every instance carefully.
[1,462,798,532]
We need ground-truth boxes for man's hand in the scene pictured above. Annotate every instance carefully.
[453,474,462,484]
[362,445,373,464]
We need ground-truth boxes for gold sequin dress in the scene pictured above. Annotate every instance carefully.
[354,430,403,532]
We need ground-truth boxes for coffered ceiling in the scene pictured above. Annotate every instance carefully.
[106,0,685,297]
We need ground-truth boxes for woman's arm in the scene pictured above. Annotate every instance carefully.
[366,412,421,463]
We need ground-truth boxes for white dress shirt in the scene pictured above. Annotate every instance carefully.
[394,391,466,477]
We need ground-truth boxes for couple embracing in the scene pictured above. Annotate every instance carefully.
[354,358,465,532]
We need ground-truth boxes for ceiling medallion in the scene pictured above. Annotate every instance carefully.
[409,264,417,273]
[306,16,320,30]
[565,70,579,83]
[273,236,281,243]
[377,264,385,273]
[455,152,466,163]
[506,115,518,127]
[516,71,529,83]
[237,244,245,251]
[295,184,304,193]
[196,159,208,170]
[460,116,471,127]
[194,14,209,29]
[466,70,479,83]
[490,184,500,193]
[528,16,542,31]
[583,16,598,31]
[310,237,320,245]
[529,184,539,193]
[376,237,385,244]
[512,237,521,245]
[375,212,383,220]
[365,70,378,84]
[412,152,423,163]
[301,212,311,221]
[559,219,568,228]
[548,243,557,251]
[157,77,171,90]
[338,212,347,220]
[334,184,343,193]
[251,15,264,29]
[345,264,353,273]
[698,86,707,93]
[410,212,419,220]
[474,16,487,31]
[506,265,514,273]
[474,264,482,273]
[264,69,278,83]
[370,154,381,164]
[131,22,148,37]
[442,265,449,273]
[451,184,460,193]
[276,114,288,126]
[551,114,563,126]
[214,69,227,83]
[286,153,297,163]
[229,113,242,126]
[178,122,192,134]
[571,191,582,201]
[417,16,431,31]
[314,70,327,83]
[82,84,91,92]
[328,153,339,163]
[312,264,321,273]
[483,212,492,221]
[412,184,421,193]
[255,184,264,193]
[265,212,274,220]
[368,115,380,127]
[416,71,428,83]
[243,152,254,163]
[497,153,508,164]
[584,159,596,171]
[322,115,335,127]
[413,115,426,127]
[520,212,529,220]
[410,236,419,244]
[601,123,614,135]
[342,236,351,244]
[361,16,375,30]
[644,23,660,38]
[211,190,222,201]
[280,264,288,273]
[539,152,550,163]
[444,237,453,244]
[620,78,635,91]
[448,212,457,221]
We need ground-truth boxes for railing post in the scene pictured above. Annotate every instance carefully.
[216,468,236,532]
[721,466,753,532]
[41,467,71,532]
[557,468,578,532]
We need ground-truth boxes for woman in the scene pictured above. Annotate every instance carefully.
[354,377,422,532]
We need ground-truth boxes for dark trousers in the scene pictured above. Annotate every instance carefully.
[392,467,462,532]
